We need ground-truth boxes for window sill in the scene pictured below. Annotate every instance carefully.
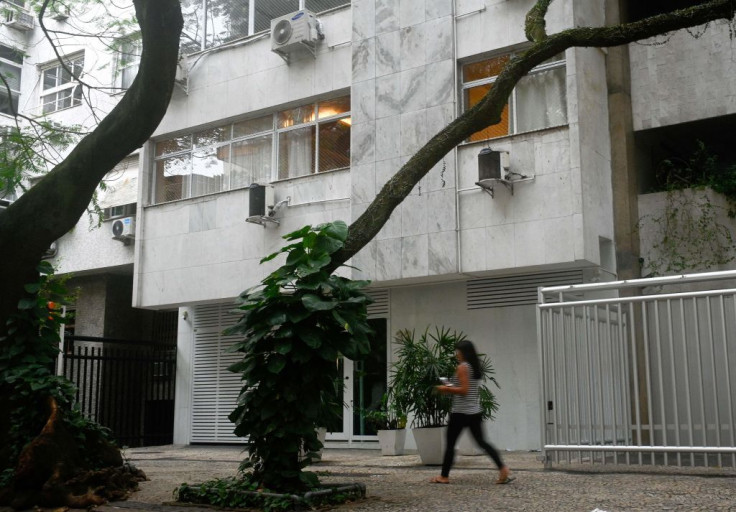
[270,166,349,185]
[458,123,569,148]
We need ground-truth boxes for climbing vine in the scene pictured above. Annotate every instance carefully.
[640,141,736,276]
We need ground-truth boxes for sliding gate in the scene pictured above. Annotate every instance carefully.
[538,271,736,467]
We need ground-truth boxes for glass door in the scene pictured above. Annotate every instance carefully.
[325,318,387,443]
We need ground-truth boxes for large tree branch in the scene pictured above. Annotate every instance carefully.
[525,0,554,42]
[0,0,183,332]
[330,0,735,272]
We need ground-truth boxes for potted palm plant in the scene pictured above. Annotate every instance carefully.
[389,327,498,465]
[363,393,407,456]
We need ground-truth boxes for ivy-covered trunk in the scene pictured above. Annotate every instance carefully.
[226,221,373,492]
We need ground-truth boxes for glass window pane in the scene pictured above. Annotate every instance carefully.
[230,134,272,188]
[155,136,192,157]
[0,45,24,64]
[278,125,314,180]
[155,155,191,203]
[0,61,21,90]
[0,90,19,116]
[318,118,350,172]
[60,67,72,85]
[43,68,57,90]
[277,104,315,128]
[42,93,56,114]
[465,84,510,141]
[318,96,350,119]
[516,65,567,133]
[206,0,250,48]
[306,0,349,12]
[191,146,227,197]
[254,0,299,33]
[233,115,273,138]
[71,57,84,78]
[121,66,137,89]
[180,0,205,54]
[193,126,229,147]
[463,55,510,83]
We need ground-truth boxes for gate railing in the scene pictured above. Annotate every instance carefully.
[538,270,736,468]
[59,335,177,447]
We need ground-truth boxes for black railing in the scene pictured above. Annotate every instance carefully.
[61,335,177,448]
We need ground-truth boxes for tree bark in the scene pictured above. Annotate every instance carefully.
[0,0,183,337]
[329,0,735,272]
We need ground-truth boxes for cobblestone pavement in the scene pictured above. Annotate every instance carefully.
[97,444,736,512]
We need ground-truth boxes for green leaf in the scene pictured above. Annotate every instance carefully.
[24,283,41,294]
[17,298,37,310]
[301,294,337,311]
[323,220,348,241]
[267,356,286,374]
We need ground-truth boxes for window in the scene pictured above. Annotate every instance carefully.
[0,45,23,116]
[462,52,567,142]
[152,95,350,204]
[179,0,349,54]
[40,54,84,114]
[116,36,141,89]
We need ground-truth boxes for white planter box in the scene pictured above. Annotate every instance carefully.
[412,426,447,465]
[377,429,407,456]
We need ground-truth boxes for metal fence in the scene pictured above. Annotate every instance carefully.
[538,271,736,467]
[59,335,177,447]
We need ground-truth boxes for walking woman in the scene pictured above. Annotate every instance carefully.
[429,339,512,485]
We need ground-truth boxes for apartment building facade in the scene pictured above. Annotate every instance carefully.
[3,0,734,451]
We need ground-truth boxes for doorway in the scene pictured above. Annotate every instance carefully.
[326,318,387,443]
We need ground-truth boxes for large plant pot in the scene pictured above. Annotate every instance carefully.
[300,427,327,461]
[412,426,447,465]
[377,429,406,456]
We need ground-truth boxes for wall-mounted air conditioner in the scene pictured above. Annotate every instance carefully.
[3,8,34,31]
[112,216,135,242]
[270,10,323,62]
[174,54,188,93]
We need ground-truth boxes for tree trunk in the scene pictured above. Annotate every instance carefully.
[0,0,183,338]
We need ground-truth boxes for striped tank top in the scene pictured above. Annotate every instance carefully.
[451,361,482,415]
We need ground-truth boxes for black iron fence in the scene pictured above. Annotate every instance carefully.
[60,335,177,447]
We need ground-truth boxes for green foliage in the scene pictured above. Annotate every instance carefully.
[175,475,360,512]
[361,393,407,431]
[389,327,499,429]
[225,221,373,493]
[0,262,116,484]
[643,142,736,276]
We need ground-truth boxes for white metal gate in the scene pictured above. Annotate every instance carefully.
[538,271,736,467]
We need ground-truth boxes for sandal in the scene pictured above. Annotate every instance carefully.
[495,467,513,484]
[429,476,450,484]
[496,475,515,484]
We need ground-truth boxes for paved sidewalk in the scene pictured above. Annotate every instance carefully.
[101,444,736,512]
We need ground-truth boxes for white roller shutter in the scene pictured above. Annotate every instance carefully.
[191,302,244,443]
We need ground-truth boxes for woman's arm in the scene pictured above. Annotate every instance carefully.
[436,363,470,396]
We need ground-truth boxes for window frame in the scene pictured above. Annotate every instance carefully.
[40,53,84,114]
[151,95,351,205]
[115,35,142,90]
[0,44,23,117]
[461,51,567,142]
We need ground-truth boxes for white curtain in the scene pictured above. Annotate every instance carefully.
[515,66,567,134]
[230,135,272,187]
[279,126,314,179]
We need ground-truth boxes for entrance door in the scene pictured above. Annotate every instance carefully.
[326,318,387,443]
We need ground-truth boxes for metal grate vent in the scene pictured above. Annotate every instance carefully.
[366,289,389,317]
[467,270,584,309]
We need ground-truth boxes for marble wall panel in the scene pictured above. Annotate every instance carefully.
[375,0,399,34]
[351,163,377,203]
[376,237,402,280]
[484,223,515,271]
[353,0,376,41]
[401,110,428,156]
[401,192,428,237]
[400,66,428,113]
[401,234,429,277]
[375,116,402,160]
[400,25,427,70]
[424,16,453,63]
[427,189,456,233]
[351,121,377,166]
[375,74,401,118]
[353,38,376,82]
[400,0,426,28]
[460,227,485,272]
[352,79,376,124]
[189,199,217,232]
[376,30,401,76]
[426,0,453,20]
[428,230,457,274]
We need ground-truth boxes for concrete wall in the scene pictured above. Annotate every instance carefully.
[389,281,541,450]
[629,20,736,131]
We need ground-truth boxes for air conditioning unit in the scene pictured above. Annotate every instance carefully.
[111,216,135,241]
[271,10,323,61]
[3,8,34,31]
[174,54,188,92]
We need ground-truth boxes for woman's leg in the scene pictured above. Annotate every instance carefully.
[467,414,506,472]
[439,413,467,478]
